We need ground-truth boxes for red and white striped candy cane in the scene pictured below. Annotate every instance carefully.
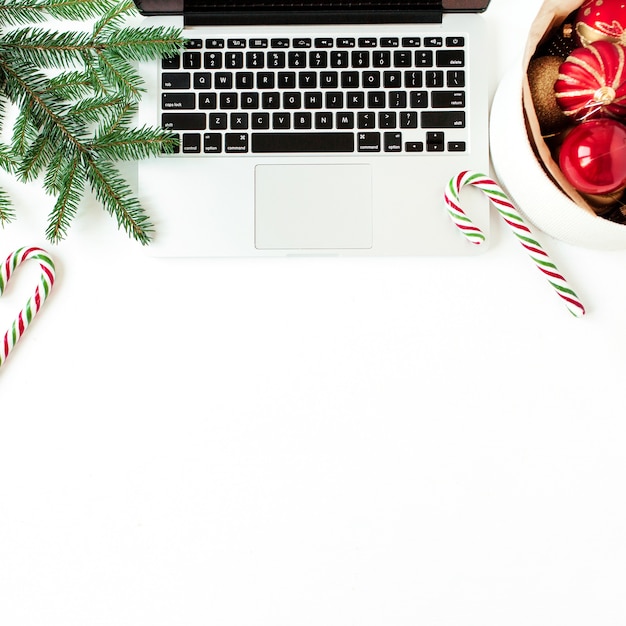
[1,247,56,368]
[445,171,586,318]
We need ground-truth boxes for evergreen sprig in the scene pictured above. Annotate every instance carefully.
[0,0,184,243]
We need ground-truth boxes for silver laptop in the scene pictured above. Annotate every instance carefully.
[134,0,491,256]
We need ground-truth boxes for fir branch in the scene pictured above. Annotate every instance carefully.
[0,28,95,69]
[0,142,18,172]
[94,51,143,97]
[42,149,66,194]
[84,157,153,244]
[0,0,184,244]
[0,0,117,26]
[0,187,15,224]
[97,99,135,136]
[45,151,84,242]
[0,57,79,135]
[93,26,186,61]
[17,130,54,180]
[11,104,37,155]
[92,126,177,161]
[68,94,125,123]
[44,70,94,99]
[90,0,135,41]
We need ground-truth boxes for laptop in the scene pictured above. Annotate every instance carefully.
[133,0,491,256]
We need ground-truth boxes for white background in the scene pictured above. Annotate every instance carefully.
[2,0,626,624]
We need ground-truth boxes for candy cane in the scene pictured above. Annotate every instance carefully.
[445,171,586,318]
[1,247,56,368]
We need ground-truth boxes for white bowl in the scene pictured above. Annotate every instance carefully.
[489,63,626,250]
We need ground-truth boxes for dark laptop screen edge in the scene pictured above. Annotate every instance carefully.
[133,1,490,23]
[184,11,443,26]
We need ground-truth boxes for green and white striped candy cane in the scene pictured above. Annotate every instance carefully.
[445,171,586,318]
[1,247,56,368]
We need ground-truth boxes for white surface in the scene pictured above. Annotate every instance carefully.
[2,1,626,625]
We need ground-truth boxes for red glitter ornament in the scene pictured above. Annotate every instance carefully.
[555,41,626,121]
[559,118,626,194]
[576,0,626,46]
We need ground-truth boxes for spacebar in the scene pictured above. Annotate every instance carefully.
[251,132,354,153]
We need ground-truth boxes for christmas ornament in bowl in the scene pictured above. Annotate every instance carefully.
[575,0,626,46]
[490,0,626,249]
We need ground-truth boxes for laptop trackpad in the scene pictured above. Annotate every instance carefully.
[255,164,373,250]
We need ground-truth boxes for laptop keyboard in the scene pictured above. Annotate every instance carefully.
[160,34,468,155]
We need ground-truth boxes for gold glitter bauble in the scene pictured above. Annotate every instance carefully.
[527,56,571,135]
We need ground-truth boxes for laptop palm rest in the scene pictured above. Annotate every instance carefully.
[254,164,373,250]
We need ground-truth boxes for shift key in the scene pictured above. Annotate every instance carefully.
[162,113,206,131]
[421,111,465,128]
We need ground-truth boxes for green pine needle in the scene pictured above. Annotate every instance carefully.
[0,0,185,244]
[0,0,119,27]
[0,187,15,224]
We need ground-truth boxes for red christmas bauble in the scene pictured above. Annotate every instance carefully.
[559,118,626,194]
[576,0,626,46]
[555,41,626,121]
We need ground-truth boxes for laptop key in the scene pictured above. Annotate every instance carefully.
[331,51,349,68]
[252,113,270,129]
[421,111,466,128]
[182,133,201,153]
[272,113,291,129]
[415,51,433,67]
[268,51,286,68]
[206,38,225,49]
[162,93,195,110]
[425,71,444,88]
[448,141,466,152]
[231,113,249,130]
[162,113,206,131]
[194,72,211,89]
[162,73,190,90]
[204,52,222,69]
[446,36,465,47]
[162,55,180,70]
[393,51,412,67]
[424,37,443,47]
[384,132,402,152]
[251,132,353,153]
[210,133,235,156]
[352,51,369,67]
[246,51,264,68]
[226,52,244,68]
[436,50,465,67]
[405,141,424,152]
[214,72,233,89]
[357,132,381,152]
[225,133,248,153]
[209,113,227,129]
[336,112,354,128]
[183,52,201,69]
[447,70,465,87]
[431,91,465,108]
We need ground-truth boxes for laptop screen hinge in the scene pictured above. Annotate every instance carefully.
[183,10,443,27]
